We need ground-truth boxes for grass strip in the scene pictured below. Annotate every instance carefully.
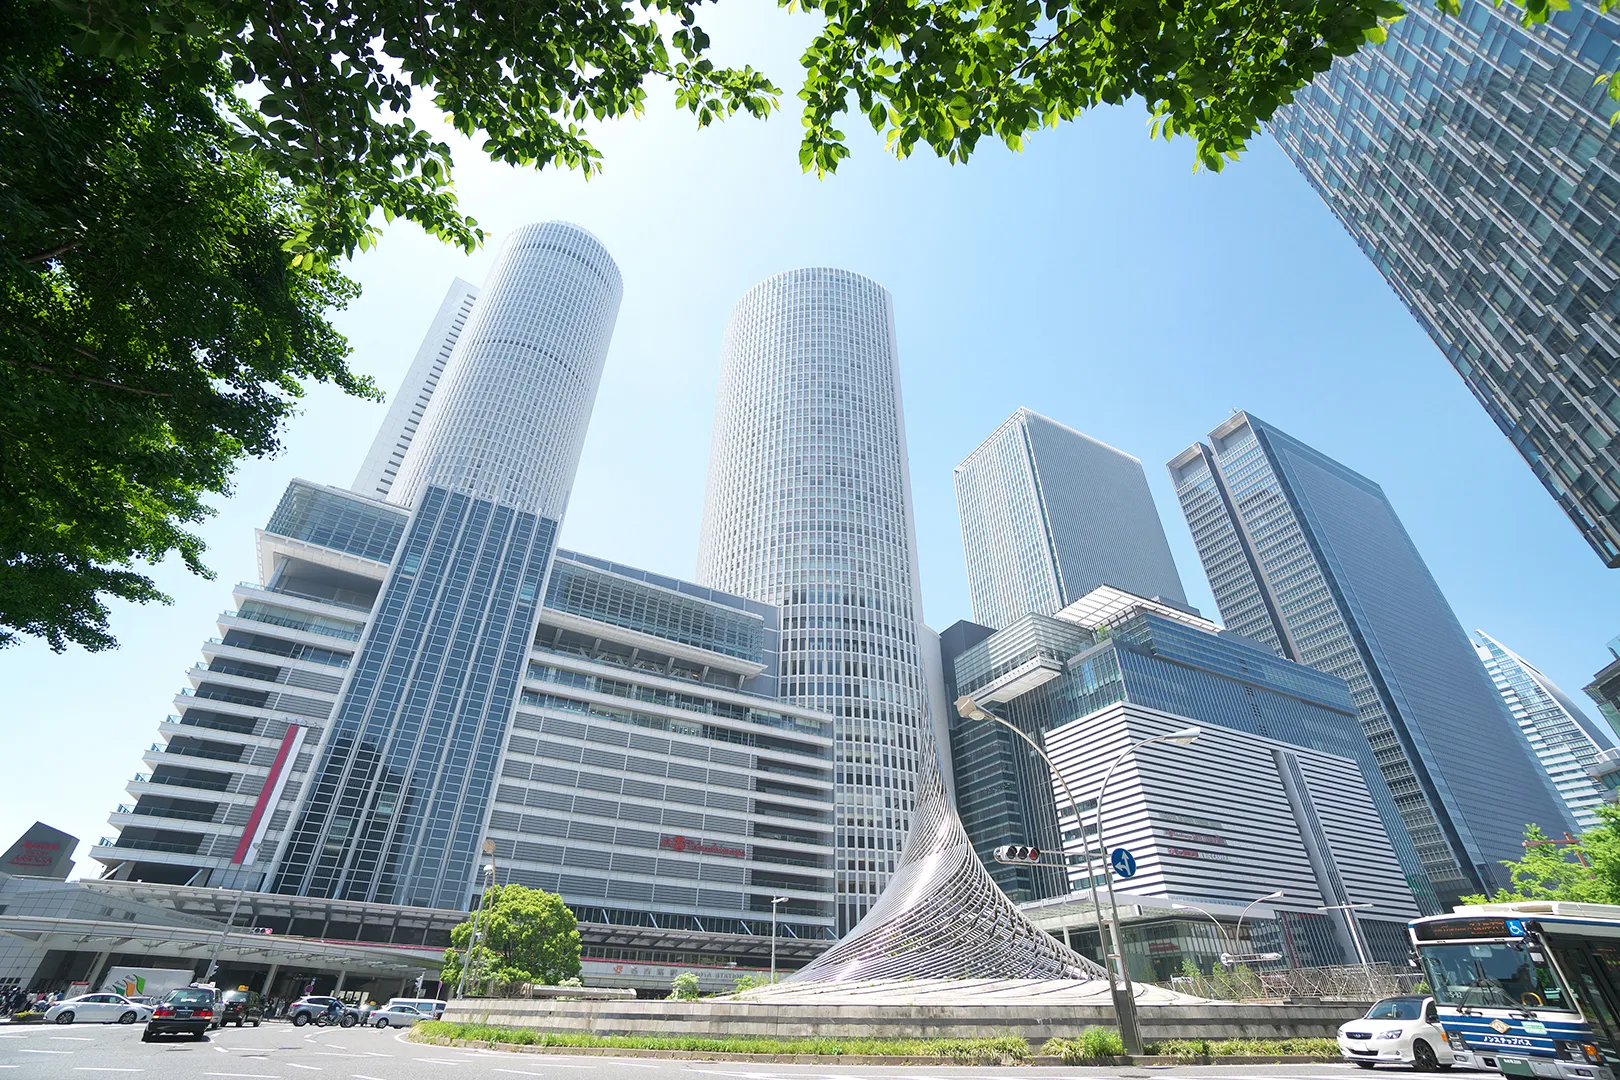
[412,1021,1030,1062]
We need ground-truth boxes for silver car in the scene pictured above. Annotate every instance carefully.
[371,1003,425,1028]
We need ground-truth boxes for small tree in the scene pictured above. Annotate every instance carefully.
[669,972,701,999]
[441,884,581,993]
[1461,808,1620,906]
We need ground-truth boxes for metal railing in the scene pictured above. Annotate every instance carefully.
[1165,962,1423,1002]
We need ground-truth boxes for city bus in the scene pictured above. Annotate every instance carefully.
[1410,903,1620,1080]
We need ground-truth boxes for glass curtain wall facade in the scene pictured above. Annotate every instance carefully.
[272,222,622,909]
[1169,412,1574,906]
[697,268,933,934]
[1268,2,1620,565]
[1473,630,1616,830]
[954,408,1189,630]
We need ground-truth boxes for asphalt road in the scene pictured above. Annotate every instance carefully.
[0,1021,1396,1080]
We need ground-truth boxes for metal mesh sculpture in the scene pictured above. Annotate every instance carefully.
[790,726,1106,982]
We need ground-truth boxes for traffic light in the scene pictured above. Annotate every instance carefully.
[993,844,1041,865]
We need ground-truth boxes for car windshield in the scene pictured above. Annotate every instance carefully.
[1420,942,1570,1009]
[222,992,248,1002]
[1366,999,1423,1020]
[167,990,213,1006]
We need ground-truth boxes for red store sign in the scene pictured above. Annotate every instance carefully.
[659,835,745,859]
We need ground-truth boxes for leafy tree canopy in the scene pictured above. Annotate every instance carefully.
[442,884,582,991]
[1461,806,1620,906]
[1,2,373,652]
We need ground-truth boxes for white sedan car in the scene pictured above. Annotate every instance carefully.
[371,1004,426,1028]
[44,994,150,1025]
[1339,994,1457,1070]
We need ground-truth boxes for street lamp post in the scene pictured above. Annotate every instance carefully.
[769,896,788,985]
[457,839,499,999]
[1091,725,1201,1052]
[956,694,1200,1055]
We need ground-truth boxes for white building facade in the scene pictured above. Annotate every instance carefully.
[697,268,934,933]
[1043,702,1421,972]
[351,278,479,501]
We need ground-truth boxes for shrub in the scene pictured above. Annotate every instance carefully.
[669,972,701,999]
[1042,1029,1124,1064]
[413,1021,1032,1059]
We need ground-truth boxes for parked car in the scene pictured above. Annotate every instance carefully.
[386,997,448,1020]
[1338,994,1456,1070]
[371,1003,427,1029]
[219,990,264,1027]
[142,987,217,1042]
[42,993,147,1025]
[287,996,359,1027]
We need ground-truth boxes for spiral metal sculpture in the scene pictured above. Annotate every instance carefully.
[789,723,1106,982]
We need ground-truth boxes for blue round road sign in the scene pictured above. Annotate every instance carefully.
[1110,847,1137,879]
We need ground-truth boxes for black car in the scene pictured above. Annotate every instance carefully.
[142,987,217,1042]
[219,990,263,1027]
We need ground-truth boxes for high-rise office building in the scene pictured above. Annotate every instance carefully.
[1474,630,1616,830]
[1170,412,1575,906]
[1586,635,1620,738]
[944,587,1437,915]
[954,408,1189,630]
[1268,2,1620,566]
[697,268,933,933]
[351,278,479,501]
[271,223,621,908]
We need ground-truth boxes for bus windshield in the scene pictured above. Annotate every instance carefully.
[1420,941,1570,1010]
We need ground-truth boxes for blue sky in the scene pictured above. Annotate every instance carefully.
[5,7,1618,870]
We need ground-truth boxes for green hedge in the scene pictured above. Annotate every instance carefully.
[413,1022,1336,1063]
[413,1021,1030,1062]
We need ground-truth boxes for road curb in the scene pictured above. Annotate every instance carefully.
[411,1035,1340,1066]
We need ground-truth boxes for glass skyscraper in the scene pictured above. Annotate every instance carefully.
[697,268,933,933]
[954,408,1190,631]
[1268,1,1620,565]
[1474,630,1616,830]
[1170,412,1575,907]
[271,222,622,907]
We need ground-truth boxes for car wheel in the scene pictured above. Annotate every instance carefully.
[1356,1063,1377,1070]
[374,1017,388,1028]
[292,1013,309,1027]
[140,1031,154,1043]
[54,1012,73,1025]
[119,1011,136,1025]
[193,1030,207,1041]
[1413,1040,1439,1072]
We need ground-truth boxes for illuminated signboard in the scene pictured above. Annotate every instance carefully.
[1413,918,1517,941]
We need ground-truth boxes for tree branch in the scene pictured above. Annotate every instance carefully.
[0,355,172,397]
[19,240,81,265]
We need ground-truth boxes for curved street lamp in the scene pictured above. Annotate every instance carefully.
[1173,890,1284,966]
[956,693,1200,1054]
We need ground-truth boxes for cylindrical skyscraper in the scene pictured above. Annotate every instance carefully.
[273,222,622,909]
[392,222,622,518]
[698,268,930,932]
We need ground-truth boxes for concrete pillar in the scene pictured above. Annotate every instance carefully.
[333,970,347,993]
[262,964,279,996]
[84,951,112,992]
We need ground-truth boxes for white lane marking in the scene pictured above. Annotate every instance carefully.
[415,1059,463,1065]
[215,1046,232,1053]
[362,1052,390,1057]
[352,1074,390,1080]
[19,1048,73,1054]
[606,1063,659,1069]
[203,1074,282,1078]
[285,1066,322,1072]
[73,1070,146,1074]
[51,1036,95,1041]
